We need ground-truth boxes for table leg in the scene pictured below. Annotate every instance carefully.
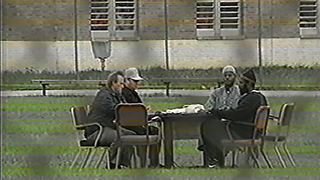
[163,121,173,168]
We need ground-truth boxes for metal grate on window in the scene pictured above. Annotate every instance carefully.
[300,0,318,28]
[220,1,239,29]
[115,0,136,31]
[196,0,215,30]
[91,0,109,31]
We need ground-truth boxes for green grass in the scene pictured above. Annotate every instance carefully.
[3,143,320,156]
[3,167,320,177]
[2,96,320,178]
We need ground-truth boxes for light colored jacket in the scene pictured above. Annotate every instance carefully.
[205,85,241,111]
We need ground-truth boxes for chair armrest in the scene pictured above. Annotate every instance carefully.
[225,121,234,141]
[232,121,255,126]
[77,122,103,147]
[148,116,162,139]
[76,122,101,129]
[149,116,161,123]
[269,114,279,121]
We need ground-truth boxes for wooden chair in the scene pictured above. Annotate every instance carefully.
[221,106,271,168]
[264,103,295,168]
[114,103,161,168]
[70,106,111,169]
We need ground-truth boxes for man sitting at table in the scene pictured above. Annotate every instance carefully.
[86,71,135,169]
[121,67,161,168]
[200,65,241,161]
[205,65,240,111]
[199,69,267,168]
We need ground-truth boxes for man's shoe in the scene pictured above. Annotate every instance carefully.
[206,158,219,168]
[107,163,122,169]
[208,164,217,168]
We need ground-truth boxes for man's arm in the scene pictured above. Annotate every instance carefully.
[204,91,217,111]
[212,94,261,122]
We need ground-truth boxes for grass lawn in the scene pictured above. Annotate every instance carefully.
[2,96,320,179]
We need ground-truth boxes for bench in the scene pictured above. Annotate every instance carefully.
[31,79,107,96]
[147,78,223,96]
[31,78,223,96]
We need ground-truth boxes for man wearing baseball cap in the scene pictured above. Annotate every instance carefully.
[199,69,268,168]
[122,67,161,168]
[122,67,144,103]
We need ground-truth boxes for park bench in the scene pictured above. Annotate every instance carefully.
[31,78,223,96]
[148,78,223,96]
[31,79,107,96]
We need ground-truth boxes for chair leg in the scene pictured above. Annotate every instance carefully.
[96,148,107,168]
[134,146,140,168]
[70,148,82,168]
[274,145,287,168]
[249,147,260,168]
[221,148,226,168]
[283,143,296,167]
[81,148,92,169]
[131,146,136,168]
[244,147,250,168]
[145,145,150,168]
[106,149,110,169]
[260,146,273,168]
[85,148,96,168]
[231,150,237,168]
[115,147,121,169]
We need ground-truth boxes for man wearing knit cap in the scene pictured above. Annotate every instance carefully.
[205,65,240,111]
[199,69,267,168]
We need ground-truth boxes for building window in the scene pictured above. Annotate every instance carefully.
[196,0,216,37]
[299,0,319,37]
[90,0,137,41]
[91,0,110,41]
[196,0,242,39]
[114,0,137,38]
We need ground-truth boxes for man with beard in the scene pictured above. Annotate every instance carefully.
[205,65,240,111]
[86,71,135,169]
[121,67,161,168]
[199,69,267,168]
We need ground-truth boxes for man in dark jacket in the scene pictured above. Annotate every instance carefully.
[86,71,135,168]
[122,67,161,167]
[199,69,267,168]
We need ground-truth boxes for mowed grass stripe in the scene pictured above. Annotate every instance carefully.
[2,97,93,104]
[4,145,320,155]
[3,167,320,177]
[3,124,74,133]
[2,104,77,112]
[4,140,320,147]
[5,119,70,124]
[4,123,320,134]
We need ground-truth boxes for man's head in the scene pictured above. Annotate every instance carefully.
[124,67,143,90]
[222,65,237,88]
[238,69,256,95]
[107,71,125,93]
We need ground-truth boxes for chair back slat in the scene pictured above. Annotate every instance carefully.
[70,106,88,129]
[116,103,147,127]
[253,106,270,138]
[279,103,294,126]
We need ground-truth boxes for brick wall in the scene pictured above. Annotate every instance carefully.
[2,0,309,40]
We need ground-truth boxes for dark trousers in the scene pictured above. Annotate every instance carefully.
[200,118,241,167]
[125,126,160,167]
[87,126,135,167]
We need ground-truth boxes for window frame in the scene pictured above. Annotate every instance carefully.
[195,0,243,40]
[90,0,139,41]
[299,0,320,38]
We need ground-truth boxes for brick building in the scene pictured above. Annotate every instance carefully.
[2,0,320,71]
